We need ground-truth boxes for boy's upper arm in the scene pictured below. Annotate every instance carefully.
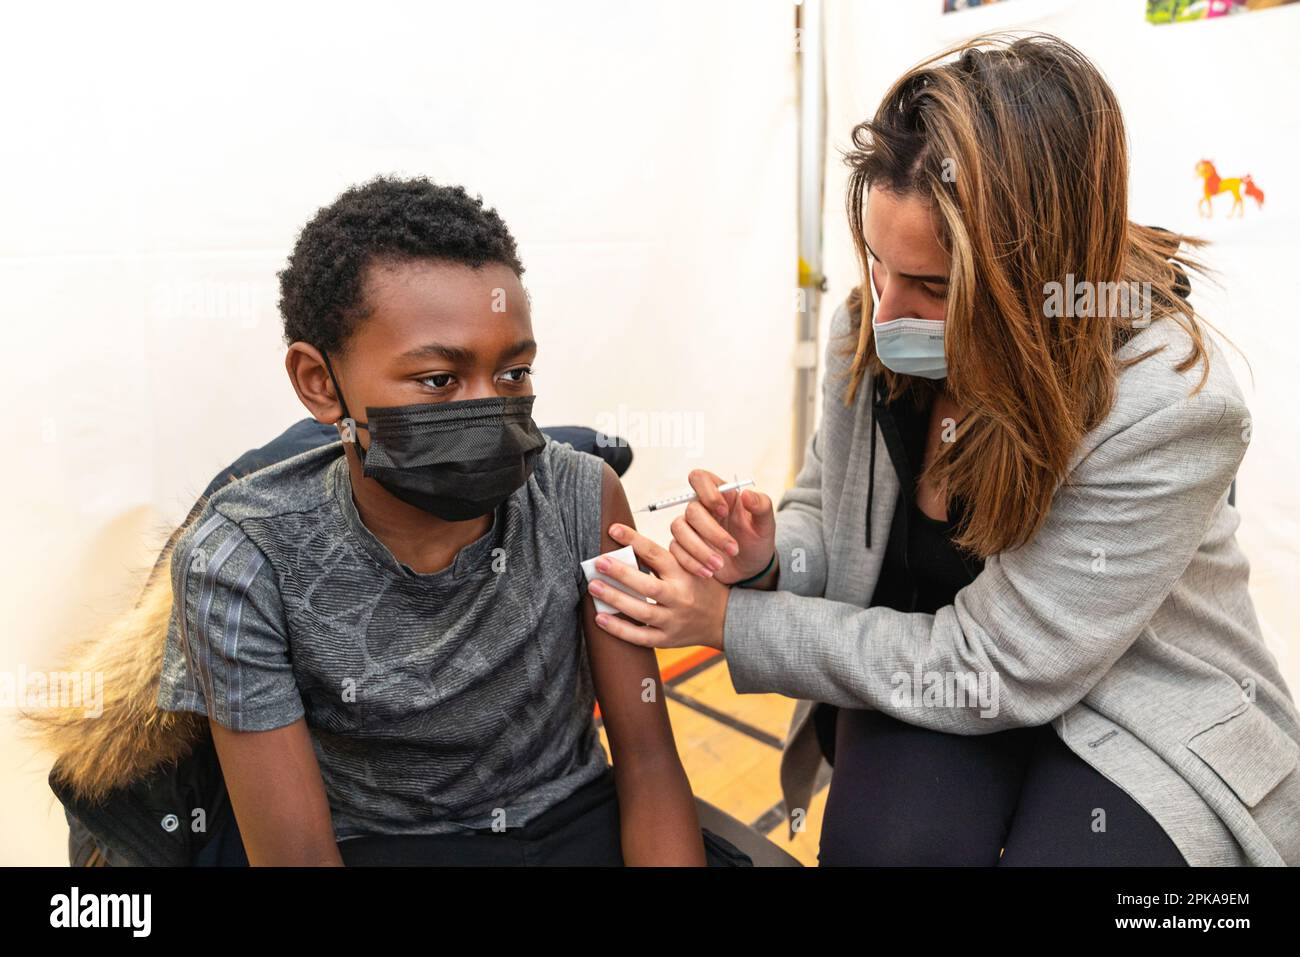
[582,463,681,763]
[157,512,305,733]
[209,717,341,865]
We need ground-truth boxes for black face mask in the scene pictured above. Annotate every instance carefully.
[321,351,547,522]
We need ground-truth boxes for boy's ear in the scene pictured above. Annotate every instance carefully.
[285,342,343,425]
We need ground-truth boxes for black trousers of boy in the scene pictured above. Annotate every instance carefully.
[331,770,750,866]
[337,770,624,866]
[185,768,750,866]
[815,705,1189,867]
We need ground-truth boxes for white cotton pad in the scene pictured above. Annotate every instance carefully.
[580,544,654,616]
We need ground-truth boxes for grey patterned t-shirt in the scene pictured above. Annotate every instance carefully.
[156,435,611,840]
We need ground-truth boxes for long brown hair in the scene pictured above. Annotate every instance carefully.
[842,32,1217,557]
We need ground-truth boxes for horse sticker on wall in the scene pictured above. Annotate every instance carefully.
[1196,160,1266,218]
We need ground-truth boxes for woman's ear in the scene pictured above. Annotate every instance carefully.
[284,343,343,425]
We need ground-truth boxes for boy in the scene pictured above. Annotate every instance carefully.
[156,175,706,865]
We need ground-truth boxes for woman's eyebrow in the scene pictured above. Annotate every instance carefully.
[863,238,948,284]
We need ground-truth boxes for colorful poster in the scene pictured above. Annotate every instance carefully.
[943,0,1012,13]
[1147,0,1297,25]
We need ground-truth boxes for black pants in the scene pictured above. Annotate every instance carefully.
[337,770,624,866]
[334,770,751,866]
[816,706,1188,867]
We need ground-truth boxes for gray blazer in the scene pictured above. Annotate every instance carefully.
[723,301,1300,866]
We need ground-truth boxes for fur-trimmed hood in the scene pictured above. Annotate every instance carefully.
[20,539,206,805]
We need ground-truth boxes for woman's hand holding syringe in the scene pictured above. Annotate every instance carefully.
[639,471,776,585]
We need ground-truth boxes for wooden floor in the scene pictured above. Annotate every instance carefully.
[596,647,828,866]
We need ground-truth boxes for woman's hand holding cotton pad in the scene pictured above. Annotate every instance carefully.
[580,545,655,616]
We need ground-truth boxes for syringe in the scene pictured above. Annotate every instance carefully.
[634,477,755,513]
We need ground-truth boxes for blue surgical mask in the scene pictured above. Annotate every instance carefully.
[873,316,947,380]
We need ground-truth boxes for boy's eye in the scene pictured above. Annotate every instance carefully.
[500,366,533,384]
[420,373,455,389]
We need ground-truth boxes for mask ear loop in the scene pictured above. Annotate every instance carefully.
[320,350,370,465]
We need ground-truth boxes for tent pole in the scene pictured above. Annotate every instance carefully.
[793,0,827,479]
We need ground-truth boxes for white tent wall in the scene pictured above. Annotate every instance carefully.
[819,0,1300,696]
[0,0,797,864]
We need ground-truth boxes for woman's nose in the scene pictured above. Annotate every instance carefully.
[873,283,905,325]
[870,264,901,323]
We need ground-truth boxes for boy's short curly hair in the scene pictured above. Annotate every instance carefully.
[277,175,524,354]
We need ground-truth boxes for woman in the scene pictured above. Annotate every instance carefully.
[586,34,1300,865]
